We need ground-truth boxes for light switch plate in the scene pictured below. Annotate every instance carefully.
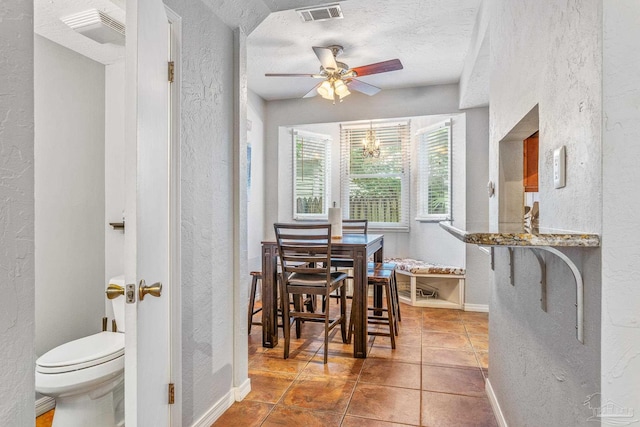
[553,146,566,188]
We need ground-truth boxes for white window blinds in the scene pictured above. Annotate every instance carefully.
[416,120,451,220]
[340,121,411,228]
[292,130,331,219]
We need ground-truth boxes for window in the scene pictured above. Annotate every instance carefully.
[340,121,411,229]
[416,120,451,220]
[292,130,331,219]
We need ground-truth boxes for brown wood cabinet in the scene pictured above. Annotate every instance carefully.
[523,132,539,192]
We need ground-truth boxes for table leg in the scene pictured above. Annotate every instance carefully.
[261,243,279,348]
[352,247,368,358]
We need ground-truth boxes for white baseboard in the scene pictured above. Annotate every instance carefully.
[190,390,235,427]
[190,379,252,427]
[36,396,56,417]
[234,378,251,401]
[486,379,508,427]
[464,303,489,312]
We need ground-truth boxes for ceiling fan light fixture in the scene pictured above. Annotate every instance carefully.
[334,79,350,99]
[317,80,334,100]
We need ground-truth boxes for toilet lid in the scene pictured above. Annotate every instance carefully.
[36,332,124,374]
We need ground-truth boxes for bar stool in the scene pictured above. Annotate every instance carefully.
[349,265,396,349]
[248,271,263,335]
[368,261,401,324]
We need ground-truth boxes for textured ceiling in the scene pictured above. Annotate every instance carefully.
[35,0,125,65]
[247,0,481,100]
[34,0,483,102]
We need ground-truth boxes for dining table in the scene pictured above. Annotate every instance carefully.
[261,233,384,358]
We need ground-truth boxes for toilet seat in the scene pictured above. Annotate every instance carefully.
[37,332,124,374]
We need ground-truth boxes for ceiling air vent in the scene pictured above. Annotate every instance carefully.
[61,9,125,45]
[296,4,343,23]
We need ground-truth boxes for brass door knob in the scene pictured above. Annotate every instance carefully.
[106,284,125,299]
[138,280,162,301]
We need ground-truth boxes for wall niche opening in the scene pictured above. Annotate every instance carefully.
[498,105,539,228]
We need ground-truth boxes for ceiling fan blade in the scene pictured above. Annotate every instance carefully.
[302,82,322,98]
[347,79,381,96]
[265,73,322,77]
[351,59,403,77]
[312,46,338,72]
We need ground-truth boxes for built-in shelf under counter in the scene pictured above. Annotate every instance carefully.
[439,221,600,344]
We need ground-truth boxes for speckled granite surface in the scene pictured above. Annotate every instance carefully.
[439,222,600,247]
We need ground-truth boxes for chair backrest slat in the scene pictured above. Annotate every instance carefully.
[274,223,333,281]
[342,219,368,234]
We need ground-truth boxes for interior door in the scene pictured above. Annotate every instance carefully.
[124,0,171,425]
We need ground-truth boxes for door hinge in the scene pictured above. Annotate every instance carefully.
[168,383,175,404]
[168,61,175,83]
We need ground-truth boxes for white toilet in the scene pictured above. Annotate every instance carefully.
[36,276,126,427]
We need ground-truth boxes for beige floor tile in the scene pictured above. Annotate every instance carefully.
[422,347,480,369]
[421,391,498,427]
[347,383,421,426]
[422,331,472,350]
[422,364,486,397]
[469,334,489,351]
[281,377,356,413]
[359,358,422,389]
[261,405,342,427]
[246,370,297,404]
[212,400,273,427]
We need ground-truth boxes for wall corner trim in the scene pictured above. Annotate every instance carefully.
[190,390,235,427]
[234,378,252,401]
[464,303,489,312]
[486,379,508,427]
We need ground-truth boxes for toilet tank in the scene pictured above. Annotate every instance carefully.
[108,275,126,333]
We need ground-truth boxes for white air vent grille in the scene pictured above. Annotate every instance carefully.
[61,9,125,45]
[296,4,343,23]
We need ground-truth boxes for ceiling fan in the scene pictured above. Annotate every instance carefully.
[265,45,403,102]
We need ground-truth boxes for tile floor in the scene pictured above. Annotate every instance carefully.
[214,303,496,427]
[35,304,494,427]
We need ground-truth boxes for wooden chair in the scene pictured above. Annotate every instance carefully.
[349,263,397,348]
[274,223,348,364]
[367,262,401,333]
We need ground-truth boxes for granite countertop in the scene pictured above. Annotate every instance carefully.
[439,221,600,247]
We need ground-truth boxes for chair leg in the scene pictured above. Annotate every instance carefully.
[392,269,401,322]
[280,281,291,359]
[384,282,396,349]
[323,290,330,364]
[340,285,347,343]
[293,294,303,339]
[248,274,258,335]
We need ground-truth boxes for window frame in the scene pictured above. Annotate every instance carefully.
[291,129,332,221]
[415,120,452,222]
[340,120,411,230]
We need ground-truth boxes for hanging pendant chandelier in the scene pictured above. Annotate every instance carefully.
[362,122,380,158]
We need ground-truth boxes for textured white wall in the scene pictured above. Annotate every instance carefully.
[34,35,106,357]
[247,91,266,272]
[602,0,640,420]
[489,0,602,425]
[161,1,240,424]
[265,84,491,305]
[0,0,35,424]
[463,108,490,307]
